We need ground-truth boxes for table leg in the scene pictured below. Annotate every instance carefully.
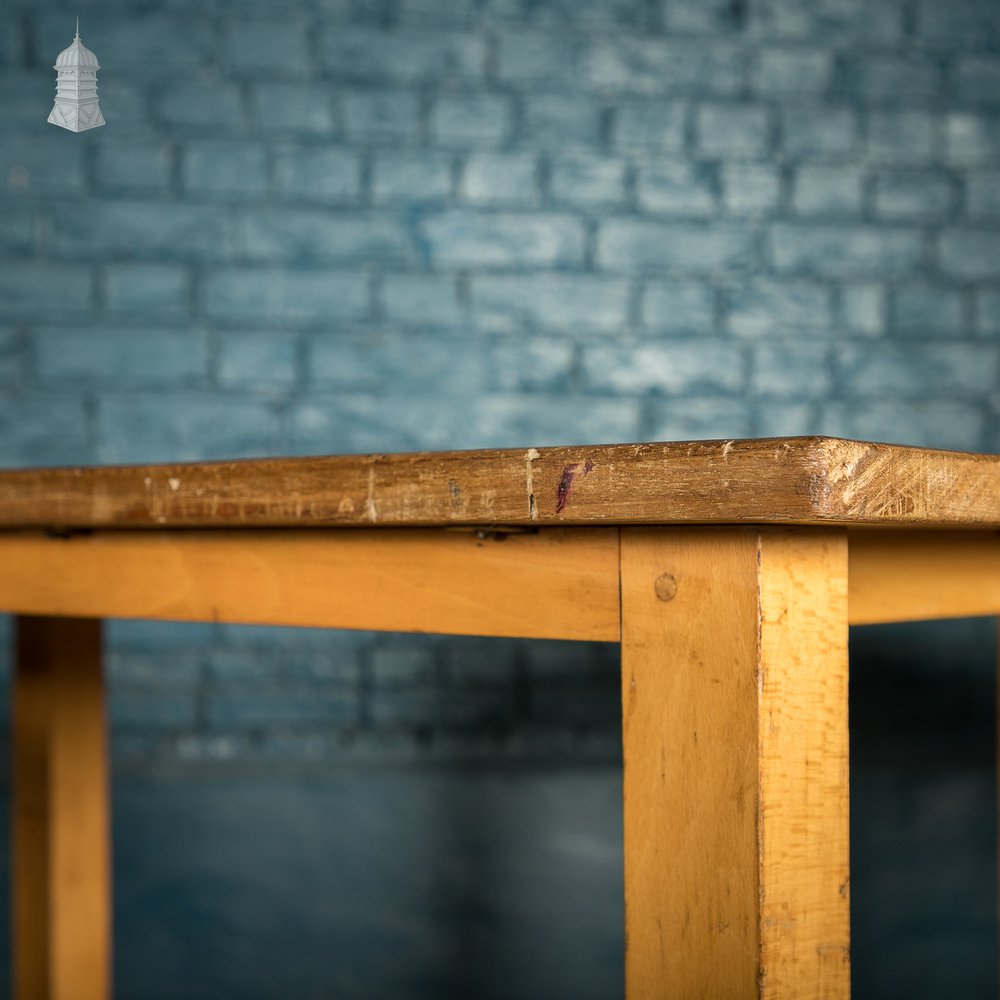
[620,527,850,998]
[13,616,111,1000]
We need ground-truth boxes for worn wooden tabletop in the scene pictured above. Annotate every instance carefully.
[0,436,997,529]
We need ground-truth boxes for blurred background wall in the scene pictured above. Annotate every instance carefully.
[0,0,998,996]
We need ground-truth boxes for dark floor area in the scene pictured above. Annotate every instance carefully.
[0,619,994,997]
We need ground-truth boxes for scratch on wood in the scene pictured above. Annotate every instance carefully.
[721,440,734,461]
[365,467,378,523]
[555,459,593,514]
[525,448,540,520]
[168,477,180,491]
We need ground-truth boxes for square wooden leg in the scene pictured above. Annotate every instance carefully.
[13,616,111,1000]
[620,527,850,998]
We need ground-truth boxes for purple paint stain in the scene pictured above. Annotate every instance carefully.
[555,459,594,514]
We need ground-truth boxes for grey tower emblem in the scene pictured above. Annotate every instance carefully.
[48,19,106,132]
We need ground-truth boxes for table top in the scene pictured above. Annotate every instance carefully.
[0,436,997,530]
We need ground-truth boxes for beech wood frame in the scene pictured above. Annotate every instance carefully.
[6,524,1000,999]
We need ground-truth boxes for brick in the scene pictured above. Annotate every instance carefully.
[461,153,538,206]
[781,107,858,158]
[642,283,716,333]
[372,644,439,687]
[967,171,1000,219]
[0,16,17,70]
[647,396,754,443]
[218,332,298,389]
[0,204,36,255]
[221,20,310,74]
[748,0,904,43]
[382,274,464,326]
[550,155,627,208]
[206,643,360,683]
[769,224,924,277]
[848,54,944,104]
[635,159,715,216]
[836,342,999,396]
[614,100,688,153]
[530,0,656,30]
[939,230,1000,280]
[892,283,964,336]
[182,141,268,197]
[344,90,420,143]
[0,263,91,319]
[522,95,605,148]
[754,403,820,439]
[95,141,172,194]
[598,219,754,273]
[792,166,864,216]
[107,650,200,686]
[430,94,512,146]
[36,13,213,75]
[208,688,358,728]
[916,0,1000,50]
[841,285,887,336]
[157,82,244,129]
[445,638,519,687]
[470,274,629,332]
[955,58,1000,108]
[0,133,84,193]
[203,268,370,323]
[752,47,832,97]
[106,265,189,319]
[372,151,452,203]
[751,340,832,397]
[582,340,744,394]
[585,38,744,96]
[726,278,833,337]
[51,202,232,262]
[946,114,1000,165]
[496,30,582,87]
[0,396,91,467]
[864,111,938,165]
[242,209,412,265]
[309,331,486,394]
[111,692,197,730]
[371,687,512,730]
[274,146,360,204]
[821,399,984,451]
[874,171,954,222]
[292,393,642,454]
[289,394,460,453]
[254,83,338,137]
[35,328,207,387]
[97,394,280,463]
[421,211,585,268]
[484,337,575,392]
[107,619,217,651]
[696,104,771,156]
[0,327,19,385]
[87,80,151,137]
[975,290,1000,334]
[321,27,485,83]
[396,0,482,26]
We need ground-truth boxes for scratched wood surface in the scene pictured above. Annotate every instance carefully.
[0,437,996,529]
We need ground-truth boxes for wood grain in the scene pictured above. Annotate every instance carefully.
[0,527,620,641]
[848,530,1000,624]
[0,437,995,530]
[620,527,850,998]
[13,616,110,1000]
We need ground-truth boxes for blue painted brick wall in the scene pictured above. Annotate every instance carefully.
[0,0,998,768]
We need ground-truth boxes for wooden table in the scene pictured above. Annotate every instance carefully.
[2,435,999,999]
